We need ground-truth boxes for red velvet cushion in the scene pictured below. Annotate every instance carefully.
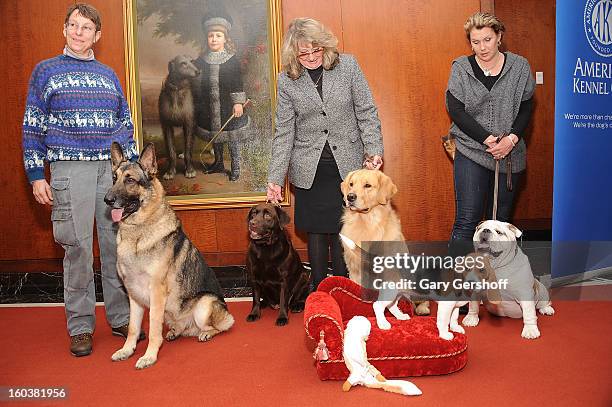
[305,276,468,380]
[317,276,413,321]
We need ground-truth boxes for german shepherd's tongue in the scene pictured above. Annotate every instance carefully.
[111,208,124,223]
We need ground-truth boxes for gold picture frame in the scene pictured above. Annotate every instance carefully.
[122,0,288,209]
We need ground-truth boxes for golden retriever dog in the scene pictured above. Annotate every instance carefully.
[340,169,429,329]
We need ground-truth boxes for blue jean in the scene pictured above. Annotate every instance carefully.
[50,161,130,336]
[450,151,522,245]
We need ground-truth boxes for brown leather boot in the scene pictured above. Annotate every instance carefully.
[111,324,146,342]
[70,333,93,357]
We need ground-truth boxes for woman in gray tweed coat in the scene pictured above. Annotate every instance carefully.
[267,18,383,290]
[446,12,535,248]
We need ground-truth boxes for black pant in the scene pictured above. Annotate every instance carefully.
[308,232,348,290]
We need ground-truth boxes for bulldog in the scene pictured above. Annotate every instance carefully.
[462,220,555,339]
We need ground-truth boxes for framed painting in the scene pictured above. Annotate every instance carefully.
[122,0,288,209]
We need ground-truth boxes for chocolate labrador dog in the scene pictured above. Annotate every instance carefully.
[246,203,310,326]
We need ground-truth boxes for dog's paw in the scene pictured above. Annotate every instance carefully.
[165,330,179,342]
[135,355,157,369]
[376,319,392,330]
[521,324,541,339]
[450,324,465,334]
[246,313,261,322]
[415,303,430,316]
[111,347,134,361]
[275,316,288,326]
[162,171,175,180]
[439,331,454,341]
[397,313,411,321]
[185,168,196,179]
[538,306,555,316]
[198,332,213,342]
[462,314,480,327]
[389,304,411,320]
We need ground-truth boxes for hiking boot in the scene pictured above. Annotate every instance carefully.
[112,324,146,342]
[70,333,93,357]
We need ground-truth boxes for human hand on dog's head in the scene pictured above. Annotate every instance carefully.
[363,154,383,170]
[266,182,282,203]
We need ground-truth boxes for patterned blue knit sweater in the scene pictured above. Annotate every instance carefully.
[22,54,138,183]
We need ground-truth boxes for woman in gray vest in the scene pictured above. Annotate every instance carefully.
[267,18,383,290]
[446,12,535,246]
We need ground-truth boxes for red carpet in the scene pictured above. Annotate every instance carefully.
[0,301,610,406]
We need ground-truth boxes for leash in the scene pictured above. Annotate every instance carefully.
[492,133,513,220]
[493,159,500,220]
[198,99,252,167]
[203,99,252,151]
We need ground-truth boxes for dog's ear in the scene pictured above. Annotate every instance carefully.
[247,205,257,224]
[274,205,291,227]
[377,172,397,205]
[506,223,522,239]
[138,143,158,179]
[110,142,126,172]
[341,171,353,198]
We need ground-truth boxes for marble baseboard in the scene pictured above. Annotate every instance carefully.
[0,266,253,304]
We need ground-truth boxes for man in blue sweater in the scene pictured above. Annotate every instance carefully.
[22,3,140,357]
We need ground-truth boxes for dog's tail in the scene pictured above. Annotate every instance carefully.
[378,380,422,396]
[365,379,422,396]
[211,300,235,332]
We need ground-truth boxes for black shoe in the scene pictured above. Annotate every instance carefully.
[70,333,93,357]
[204,143,226,174]
[112,324,146,342]
[204,162,227,174]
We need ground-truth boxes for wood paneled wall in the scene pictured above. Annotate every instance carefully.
[0,0,556,272]
[0,0,131,264]
[495,0,556,227]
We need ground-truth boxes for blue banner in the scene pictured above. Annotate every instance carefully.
[553,0,612,279]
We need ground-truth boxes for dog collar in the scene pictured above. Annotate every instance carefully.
[349,206,370,213]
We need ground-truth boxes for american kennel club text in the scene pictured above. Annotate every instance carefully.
[370,254,509,292]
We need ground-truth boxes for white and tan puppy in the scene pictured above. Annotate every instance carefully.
[463,220,555,339]
[340,169,425,330]
[436,254,501,340]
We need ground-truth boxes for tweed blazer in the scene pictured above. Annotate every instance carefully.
[267,54,383,189]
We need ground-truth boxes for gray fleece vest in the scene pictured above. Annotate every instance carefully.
[446,52,535,173]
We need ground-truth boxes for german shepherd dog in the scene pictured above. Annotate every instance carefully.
[104,142,234,369]
[246,203,310,326]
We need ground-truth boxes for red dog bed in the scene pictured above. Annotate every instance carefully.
[304,276,468,380]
